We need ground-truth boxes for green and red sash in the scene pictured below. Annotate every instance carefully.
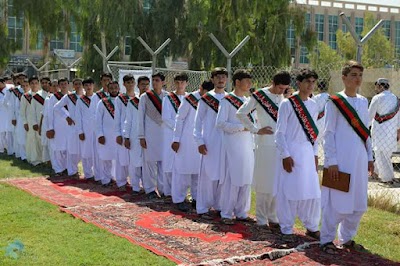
[33,93,45,105]
[225,93,255,123]
[252,90,279,122]
[374,99,400,124]
[129,96,139,110]
[317,110,325,120]
[167,92,181,113]
[68,92,78,105]
[96,90,107,100]
[23,93,32,104]
[288,94,319,145]
[146,90,162,114]
[54,92,64,101]
[330,93,369,143]
[185,93,199,110]
[202,92,219,113]
[80,95,91,108]
[12,88,23,100]
[118,93,129,107]
[102,97,115,119]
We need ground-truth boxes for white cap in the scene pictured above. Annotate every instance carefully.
[375,78,389,85]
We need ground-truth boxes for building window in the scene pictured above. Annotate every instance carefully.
[36,31,43,50]
[286,23,295,58]
[69,18,83,52]
[382,20,391,40]
[341,16,351,33]
[300,46,309,64]
[328,15,338,50]
[50,30,64,51]
[395,21,400,56]
[315,14,324,41]
[355,17,364,38]
[7,1,24,49]
[125,36,131,56]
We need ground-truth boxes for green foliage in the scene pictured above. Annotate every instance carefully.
[309,41,344,80]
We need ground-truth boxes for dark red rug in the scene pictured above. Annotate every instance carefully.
[6,177,399,265]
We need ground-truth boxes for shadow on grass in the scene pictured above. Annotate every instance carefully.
[0,153,52,178]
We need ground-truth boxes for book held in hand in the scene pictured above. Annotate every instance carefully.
[322,168,351,192]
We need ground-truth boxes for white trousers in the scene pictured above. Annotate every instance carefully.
[320,198,364,245]
[163,172,172,196]
[171,172,198,204]
[220,177,251,219]
[256,192,279,225]
[115,161,128,187]
[277,192,321,235]
[374,150,394,182]
[52,150,67,173]
[142,160,163,194]
[93,133,102,181]
[196,167,221,214]
[82,157,94,179]
[0,132,6,153]
[15,144,26,160]
[99,159,116,185]
[67,152,80,176]
[42,144,51,162]
[5,131,14,155]
[129,166,143,192]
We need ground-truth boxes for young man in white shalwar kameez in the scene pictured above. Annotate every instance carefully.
[0,79,7,153]
[36,77,52,163]
[96,81,120,186]
[124,76,150,195]
[13,79,29,161]
[75,78,96,180]
[3,81,15,156]
[114,75,136,189]
[41,80,58,165]
[194,67,228,219]
[171,80,214,212]
[368,78,400,185]
[275,68,321,242]
[216,69,257,225]
[237,71,291,230]
[138,72,168,199]
[320,61,374,254]
[162,73,188,197]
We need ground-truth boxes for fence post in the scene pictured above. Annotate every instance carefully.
[137,37,171,74]
[54,53,82,80]
[93,44,119,73]
[25,59,51,76]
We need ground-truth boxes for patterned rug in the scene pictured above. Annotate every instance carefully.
[6,177,399,265]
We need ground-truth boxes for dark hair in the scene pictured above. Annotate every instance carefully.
[173,72,188,82]
[152,72,165,81]
[273,71,291,85]
[29,75,39,83]
[58,77,69,84]
[107,80,120,88]
[201,80,214,91]
[232,69,252,85]
[211,67,228,78]
[0,78,5,83]
[296,68,318,82]
[137,76,150,84]
[72,78,83,84]
[123,74,135,83]
[342,60,364,76]
[100,72,113,80]
[17,72,27,78]
[82,77,95,85]
[40,76,51,82]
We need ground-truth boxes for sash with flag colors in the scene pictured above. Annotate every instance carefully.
[252,89,279,122]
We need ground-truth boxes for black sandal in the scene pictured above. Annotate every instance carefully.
[342,240,368,253]
[321,242,338,254]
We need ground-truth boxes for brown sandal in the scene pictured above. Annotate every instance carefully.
[342,240,368,253]
[321,242,338,254]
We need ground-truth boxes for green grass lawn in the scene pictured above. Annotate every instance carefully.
[0,154,399,264]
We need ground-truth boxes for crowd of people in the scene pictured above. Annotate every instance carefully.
[0,59,398,255]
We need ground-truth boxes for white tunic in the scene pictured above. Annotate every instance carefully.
[13,88,26,145]
[323,92,373,214]
[368,90,400,153]
[0,90,8,133]
[216,94,254,186]
[193,90,227,181]
[114,94,130,166]
[95,97,117,161]
[123,97,142,167]
[41,94,52,146]
[76,95,95,158]
[3,86,15,132]
[237,87,283,193]
[275,97,320,201]
[313,92,330,140]
[47,93,69,151]
[173,91,201,174]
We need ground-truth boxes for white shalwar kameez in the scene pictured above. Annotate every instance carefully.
[193,90,227,214]
[76,95,95,179]
[3,86,15,155]
[137,90,168,194]
[31,90,48,162]
[237,87,282,225]
[275,97,321,235]
[114,94,130,187]
[123,97,143,192]
[216,94,254,219]
[321,92,373,245]
[368,90,400,182]
[171,91,201,204]
[162,92,186,196]
[40,93,52,162]
[12,87,27,160]
[0,89,7,153]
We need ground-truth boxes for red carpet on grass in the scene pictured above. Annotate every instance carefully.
[6,177,399,266]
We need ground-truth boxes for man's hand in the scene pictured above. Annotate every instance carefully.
[282,157,294,173]
[116,135,123,145]
[328,165,339,181]
[46,130,55,139]
[368,161,374,175]
[124,138,131,149]
[98,136,105,145]
[140,138,147,149]
[24,124,29,132]
[257,126,274,135]
[66,116,75,126]
[11,120,16,126]
[79,133,85,141]
[315,156,318,171]
[33,124,39,131]
[171,142,180,153]
[198,144,207,155]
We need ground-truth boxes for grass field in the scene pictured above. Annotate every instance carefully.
[0,153,399,264]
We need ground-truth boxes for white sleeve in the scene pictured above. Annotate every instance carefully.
[193,100,206,146]
[123,104,133,138]
[75,100,84,135]
[323,100,338,166]
[236,96,259,133]
[137,94,146,139]
[216,99,245,133]
[95,100,105,138]
[173,99,190,142]
[162,97,175,130]
[275,101,291,159]
[114,99,123,136]
[53,95,70,120]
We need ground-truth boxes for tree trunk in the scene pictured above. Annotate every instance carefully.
[43,35,50,73]
[100,31,107,72]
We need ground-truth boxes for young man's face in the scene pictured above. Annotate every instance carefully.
[84,83,94,94]
[101,76,111,89]
[59,81,69,91]
[21,82,30,92]
[174,80,187,91]
[342,68,363,90]
[41,80,50,91]
[138,80,150,95]
[297,77,317,95]
[236,78,252,92]
[73,80,83,91]
[108,84,120,97]
[374,84,383,94]
[124,79,136,91]
[29,79,40,92]
[49,82,58,93]
[212,74,227,89]
[274,82,290,95]
[152,77,164,90]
